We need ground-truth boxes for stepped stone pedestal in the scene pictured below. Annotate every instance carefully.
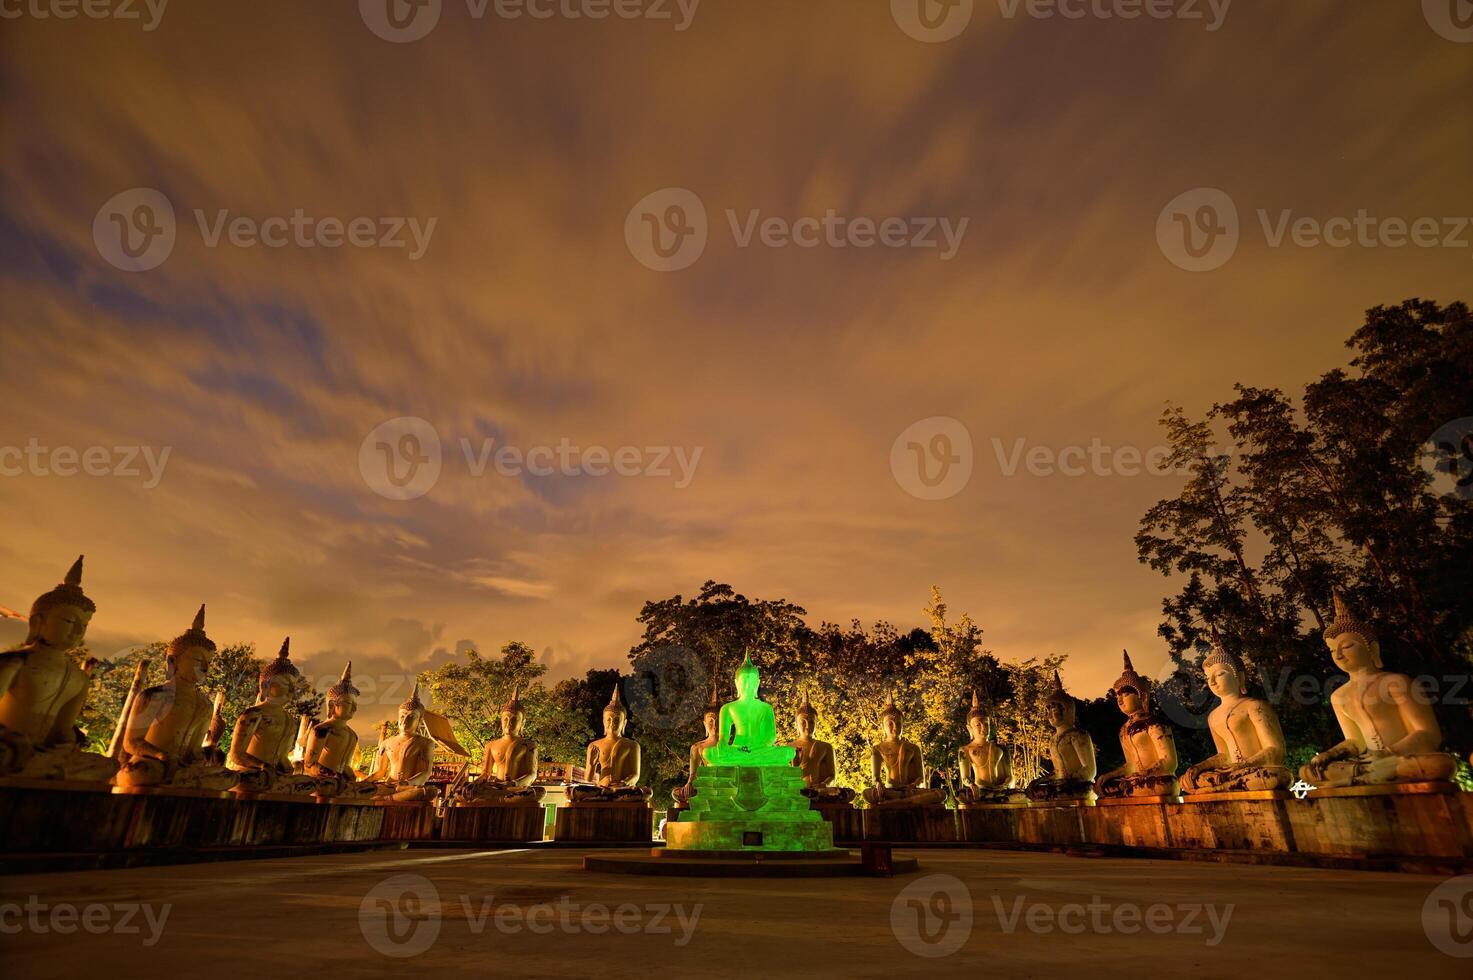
[664,765,835,852]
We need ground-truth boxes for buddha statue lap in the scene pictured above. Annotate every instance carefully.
[957,691,1023,805]
[672,686,723,808]
[567,686,650,804]
[302,661,378,798]
[370,683,443,802]
[1024,672,1097,803]
[0,556,118,783]
[862,692,944,808]
[226,638,327,795]
[1298,594,1457,789]
[1181,632,1290,795]
[115,605,238,791]
[1095,651,1180,800]
[460,685,544,804]
[786,691,855,804]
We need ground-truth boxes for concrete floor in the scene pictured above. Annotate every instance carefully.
[2,847,1469,978]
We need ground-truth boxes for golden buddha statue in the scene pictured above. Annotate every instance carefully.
[1095,651,1180,800]
[302,661,377,797]
[1181,632,1290,795]
[957,691,1022,804]
[460,685,544,803]
[672,684,722,808]
[786,691,855,804]
[226,637,324,794]
[370,683,442,802]
[568,685,650,803]
[862,692,945,808]
[1024,672,1097,802]
[1299,594,1456,789]
[0,556,118,782]
[116,605,238,791]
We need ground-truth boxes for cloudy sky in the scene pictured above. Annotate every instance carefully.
[1,0,1469,728]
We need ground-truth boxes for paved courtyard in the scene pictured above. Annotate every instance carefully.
[3,847,1469,978]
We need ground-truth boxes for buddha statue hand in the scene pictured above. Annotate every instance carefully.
[1024,775,1095,803]
[1182,762,1289,795]
[801,785,856,804]
[460,778,544,804]
[0,725,35,776]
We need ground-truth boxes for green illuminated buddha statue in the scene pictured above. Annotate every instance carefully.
[672,683,723,808]
[568,686,650,803]
[226,637,325,794]
[460,685,544,803]
[1299,594,1456,789]
[863,692,945,808]
[957,691,1022,804]
[1181,632,1291,795]
[787,691,855,804]
[302,661,378,797]
[116,605,239,791]
[1095,651,1180,800]
[705,653,795,767]
[1024,672,1097,802]
[0,556,118,782]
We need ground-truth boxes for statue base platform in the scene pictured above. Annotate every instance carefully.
[812,801,863,843]
[583,847,918,877]
[1026,796,1096,808]
[443,800,545,842]
[1303,780,1456,799]
[375,799,438,840]
[554,803,653,842]
[862,805,958,843]
[961,800,1032,810]
[1181,790,1292,803]
[0,780,387,853]
[1096,793,1183,807]
[664,817,834,852]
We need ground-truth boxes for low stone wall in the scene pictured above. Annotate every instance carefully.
[0,781,398,855]
[958,785,1473,863]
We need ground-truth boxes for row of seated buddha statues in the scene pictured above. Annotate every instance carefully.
[0,557,462,801]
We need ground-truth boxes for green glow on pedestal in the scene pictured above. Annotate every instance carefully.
[664,653,835,853]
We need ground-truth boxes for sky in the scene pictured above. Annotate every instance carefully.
[1,0,1470,731]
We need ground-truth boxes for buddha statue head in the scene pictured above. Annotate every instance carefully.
[733,651,760,699]
[1045,671,1077,729]
[399,682,426,735]
[601,684,628,737]
[1203,630,1247,699]
[259,637,302,704]
[26,555,95,650]
[966,690,989,741]
[879,691,903,740]
[1324,592,1382,672]
[166,604,216,685]
[326,661,359,722]
[500,684,525,738]
[794,691,818,740]
[1113,650,1152,716]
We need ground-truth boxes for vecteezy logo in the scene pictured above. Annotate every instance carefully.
[93,188,176,272]
[624,644,709,731]
[359,417,443,500]
[360,874,441,957]
[1423,875,1473,957]
[624,188,708,272]
[1156,188,1240,272]
[360,0,442,43]
[1424,0,1473,43]
[891,0,974,43]
[890,417,973,501]
[1421,418,1473,502]
[891,874,973,957]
